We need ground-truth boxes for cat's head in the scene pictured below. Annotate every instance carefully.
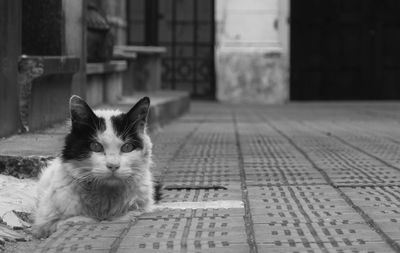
[62,95,152,186]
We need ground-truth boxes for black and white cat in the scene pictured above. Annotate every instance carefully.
[34,95,156,238]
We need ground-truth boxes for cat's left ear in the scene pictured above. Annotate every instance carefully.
[126,97,150,130]
[69,95,97,124]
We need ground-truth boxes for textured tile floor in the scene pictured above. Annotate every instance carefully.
[33,102,400,253]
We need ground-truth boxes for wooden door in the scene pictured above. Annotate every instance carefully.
[291,0,400,100]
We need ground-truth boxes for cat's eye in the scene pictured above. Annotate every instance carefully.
[121,143,135,153]
[90,142,103,152]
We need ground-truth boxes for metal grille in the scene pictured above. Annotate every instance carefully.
[127,0,215,98]
[158,0,215,98]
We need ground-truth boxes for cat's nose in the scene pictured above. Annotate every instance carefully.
[106,163,120,172]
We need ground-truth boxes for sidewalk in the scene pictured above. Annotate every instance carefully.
[9,101,400,252]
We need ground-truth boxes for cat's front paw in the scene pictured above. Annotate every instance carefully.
[129,199,154,212]
[137,199,154,212]
[33,221,58,239]
[143,203,154,212]
[56,216,97,230]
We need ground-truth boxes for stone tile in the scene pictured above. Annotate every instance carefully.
[141,208,245,219]
[257,242,395,253]
[34,222,130,252]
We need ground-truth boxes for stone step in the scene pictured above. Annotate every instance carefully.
[0,91,190,178]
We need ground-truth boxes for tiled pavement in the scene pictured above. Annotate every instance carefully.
[34,102,400,253]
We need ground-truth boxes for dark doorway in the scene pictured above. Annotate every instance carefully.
[127,0,216,99]
[291,0,400,100]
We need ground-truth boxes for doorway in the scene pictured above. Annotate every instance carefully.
[291,0,400,100]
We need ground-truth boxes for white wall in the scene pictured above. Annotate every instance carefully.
[216,0,283,52]
[216,0,290,104]
[278,0,290,58]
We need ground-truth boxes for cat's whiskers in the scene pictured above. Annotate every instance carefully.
[89,115,104,132]
[74,166,93,171]
[89,133,100,143]
[124,138,142,147]
[70,172,105,189]
[72,173,92,183]
[90,176,102,187]
[66,166,96,182]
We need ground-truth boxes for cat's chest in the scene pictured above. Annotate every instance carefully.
[78,184,133,220]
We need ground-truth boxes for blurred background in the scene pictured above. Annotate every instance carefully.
[0,0,400,138]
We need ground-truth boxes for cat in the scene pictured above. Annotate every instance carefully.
[33,95,157,238]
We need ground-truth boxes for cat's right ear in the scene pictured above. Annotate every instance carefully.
[69,95,97,125]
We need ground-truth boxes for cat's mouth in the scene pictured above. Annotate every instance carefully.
[86,170,128,186]
[81,174,124,188]
[98,174,123,187]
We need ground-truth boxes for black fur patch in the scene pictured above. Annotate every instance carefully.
[111,113,144,149]
[111,97,149,148]
[62,116,106,161]
[153,180,163,202]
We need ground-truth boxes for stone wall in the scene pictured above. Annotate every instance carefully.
[217,51,288,104]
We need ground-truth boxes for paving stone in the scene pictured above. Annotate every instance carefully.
[117,243,250,253]
[313,223,383,241]
[141,208,245,219]
[161,188,242,203]
[257,242,395,253]
[340,186,400,242]
[164,170,240,176]
[118,217,246,251]
[376,222,400,240]
[34,222,130,253]
[162,182,239,189]
[162,175,241,185]
[255,220,381,243]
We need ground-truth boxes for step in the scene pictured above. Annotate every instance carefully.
[0,91,190,178]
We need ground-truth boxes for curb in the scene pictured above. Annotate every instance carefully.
[148,93,190,131]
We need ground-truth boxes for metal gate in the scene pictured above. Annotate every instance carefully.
[128,0,216,99]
